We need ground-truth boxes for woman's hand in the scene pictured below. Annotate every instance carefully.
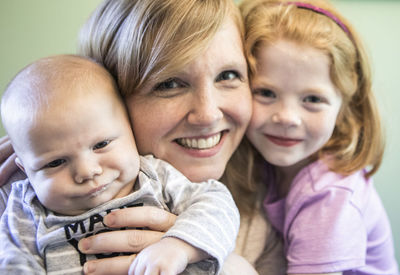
[0,136,18,186]
[78,206,177,275]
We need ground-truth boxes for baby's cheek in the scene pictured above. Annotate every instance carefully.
[36,184,64,211]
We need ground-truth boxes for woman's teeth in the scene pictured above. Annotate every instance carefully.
[177,133,221,149]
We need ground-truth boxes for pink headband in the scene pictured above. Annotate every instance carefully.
[285,1,351,36]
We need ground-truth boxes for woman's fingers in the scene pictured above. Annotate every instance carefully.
[0,136,19,186]
[0,135,10,146]
[0,136,14,162]
[83,254,136,275]
[0,152,18,186]
[79,229,163,254]
[79,207,177,274]
[104,206,177,232]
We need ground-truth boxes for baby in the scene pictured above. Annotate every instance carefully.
[0,55,239,274]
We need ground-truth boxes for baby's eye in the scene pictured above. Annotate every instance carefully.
[45,159,66,168]
[216,70,240,82]
[304,95,323,103]
[253,88,276,98]
[93,140,111,150]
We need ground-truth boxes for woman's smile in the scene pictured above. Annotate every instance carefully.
[173,131,228,158]
[175,132,222,150]
[127,18,251,182]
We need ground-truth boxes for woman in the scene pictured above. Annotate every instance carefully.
[0,0,285,274]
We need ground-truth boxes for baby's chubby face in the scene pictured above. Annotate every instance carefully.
[13,80,140,216]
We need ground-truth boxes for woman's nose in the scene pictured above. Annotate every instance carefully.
[73,156,102,184]
[187,85,223,126]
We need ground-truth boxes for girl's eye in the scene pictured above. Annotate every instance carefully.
[216,70,240,82]
[304,95,323,103]
[45,159,66,168]
[93,140,111,150]
[253,88,276,98]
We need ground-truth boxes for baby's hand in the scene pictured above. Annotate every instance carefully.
[128,237,207,275]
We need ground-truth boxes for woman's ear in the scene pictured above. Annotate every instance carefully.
[15,157,26,173]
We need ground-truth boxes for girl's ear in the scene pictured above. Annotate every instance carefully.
[15,157,26,174]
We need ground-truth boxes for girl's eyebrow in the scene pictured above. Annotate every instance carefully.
[251,76,275,89]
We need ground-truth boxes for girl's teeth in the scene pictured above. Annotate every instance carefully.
[177,133,221,149]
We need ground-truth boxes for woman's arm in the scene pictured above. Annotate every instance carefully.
[0,136,19,186]
[78,206,177,275]
[80,210,255,275]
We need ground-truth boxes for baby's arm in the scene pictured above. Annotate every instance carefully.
[154,157,240,273]
[221,253,258,275]
[129,237,207,275]
[130,240,261,275]
[0,181,45,274]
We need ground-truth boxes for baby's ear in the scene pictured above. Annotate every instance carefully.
[15,157,26,173]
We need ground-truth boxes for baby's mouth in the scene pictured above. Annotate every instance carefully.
[87,183,110,197]
[175,132,222,149]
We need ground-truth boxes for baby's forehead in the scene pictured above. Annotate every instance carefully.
[7,56,109,98]
[25,61,116,104]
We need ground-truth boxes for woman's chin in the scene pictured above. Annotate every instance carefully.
[181,165,224,182]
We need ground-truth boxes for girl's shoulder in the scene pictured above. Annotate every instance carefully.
[292,159,369,193]
[288,160,373,210]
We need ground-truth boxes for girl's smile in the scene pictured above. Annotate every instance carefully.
[265,134,303,147]
[247,39,343,169]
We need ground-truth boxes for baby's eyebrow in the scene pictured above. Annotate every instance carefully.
[29,154,58,171]
[29,161,44,171]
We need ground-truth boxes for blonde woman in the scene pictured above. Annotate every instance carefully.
[0,0,286,274]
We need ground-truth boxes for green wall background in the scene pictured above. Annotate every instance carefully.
[0,0,399,264]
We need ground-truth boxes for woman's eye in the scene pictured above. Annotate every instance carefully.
[304,95,323,103]
[93,140,111,150]
[45,159,66,168]
[253,88,276,98]
[154,78,182,91]
[216,70,239,82]
[152,78,187,98]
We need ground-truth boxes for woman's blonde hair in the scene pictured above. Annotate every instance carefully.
[225,0,385,212]
[78,0,249,210]
[78,0,243,97]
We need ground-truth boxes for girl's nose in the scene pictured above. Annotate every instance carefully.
[271,108,301,128]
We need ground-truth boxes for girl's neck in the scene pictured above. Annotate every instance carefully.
[274,158,313,198]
